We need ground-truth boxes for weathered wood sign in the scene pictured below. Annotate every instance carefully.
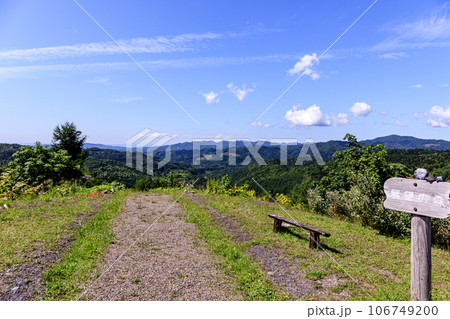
[384,178,450,219]
[383,177,450,301]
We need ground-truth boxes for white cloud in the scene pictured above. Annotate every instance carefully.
[427,119,449,127]
[349,102,372,117]
[0,54,302,80]
[440,83,449,87]
[396,120,407,127]
[0,33,222,61]
[413,112,421,119]
[332,113,349,126]
[287,53,319,79]
[426,105,450,127]
[201,91,220,104]
[284,104,331,126]
[374,7,450,51]
[379,111,387,116]
[429,105,450,117]
[227,83,255,101]
[109,97,143,103]
[251,121,271,127]
[412,84,423,88]
[378,52,407,59]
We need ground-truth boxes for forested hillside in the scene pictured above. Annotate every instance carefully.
[232,149,450,197]
[1,137,449,188]
[0,144,21,171]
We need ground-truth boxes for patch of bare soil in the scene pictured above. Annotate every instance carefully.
[369,266,400,282]
[187,193,252,242]
[247,244,317,299]
[0,246,65,301]
[186,194,317,299]
[85,193,242,301]
[0,206,98,301]
[186,193,351,301]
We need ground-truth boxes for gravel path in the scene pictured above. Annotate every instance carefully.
[85,193,242,301]
[186,193,351,300]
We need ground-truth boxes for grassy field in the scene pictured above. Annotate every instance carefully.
[175,193,287,300]
[0,190,129,300]
[175,191,450,301]
[1,189,448,301]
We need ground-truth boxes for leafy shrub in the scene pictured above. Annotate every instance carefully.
[0,143,81,199]
[290,179,312,206]
[83,178,105,188]
[135,177,152,191]
[205,175,255,197]
[275,193,292,206]
[432,218,450,249]
[307,189,328,215]
[305,135,448,248]
[134,174,183,191]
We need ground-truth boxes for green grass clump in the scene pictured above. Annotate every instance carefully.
[305,270,327,281]
[175,194,287,301]
[42,190,128,300]
[0,196,103,268]
[198,194,450,301]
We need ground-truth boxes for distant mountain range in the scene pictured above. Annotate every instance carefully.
[2,135,449,188]
[360,135,450,150]
[84,135,450,152]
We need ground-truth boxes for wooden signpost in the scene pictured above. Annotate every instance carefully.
[383,177,450,301]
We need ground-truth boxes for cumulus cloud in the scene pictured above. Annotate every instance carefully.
[201,91,220,104]
[426,105,450,127]
[350,102,372,117]
[227,83,254,101]
[284,104,331,126]
[332,113,349,126]
[251,121,271,128]
[287,53,319,79]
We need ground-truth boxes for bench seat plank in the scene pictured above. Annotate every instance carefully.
[268,213,331,237]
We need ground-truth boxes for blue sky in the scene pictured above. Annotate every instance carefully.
[0,0,449,145]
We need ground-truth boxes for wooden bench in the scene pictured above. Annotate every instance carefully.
[268,213,331,249]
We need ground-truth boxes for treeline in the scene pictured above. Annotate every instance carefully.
[231,148,449,198]
[1,130,448,247]
[228,135,449,248]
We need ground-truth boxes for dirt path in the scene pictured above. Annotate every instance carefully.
[187,193,350,300]
[85,193,242,301]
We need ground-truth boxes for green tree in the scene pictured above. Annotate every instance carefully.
[320,133,402,194]
[0,142,78,198]
[52,122,88,166]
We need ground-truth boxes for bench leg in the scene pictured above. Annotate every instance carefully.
[273,219,282,233]
[309,231,320,249]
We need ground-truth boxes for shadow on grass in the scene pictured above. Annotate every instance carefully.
[281,227,343,254]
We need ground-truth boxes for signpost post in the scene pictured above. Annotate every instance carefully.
[383,177,450,301]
